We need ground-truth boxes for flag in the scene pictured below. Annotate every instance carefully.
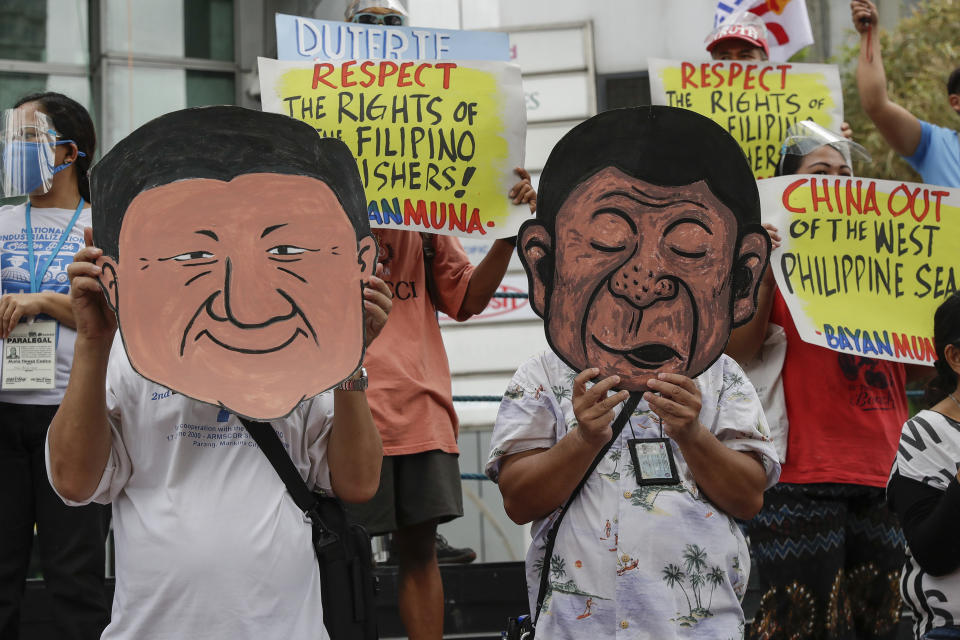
[714,0,814,62]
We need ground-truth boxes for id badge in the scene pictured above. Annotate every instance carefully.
[628,437,680,486]
[2,320,57,390]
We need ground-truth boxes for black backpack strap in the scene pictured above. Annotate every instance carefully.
[240,417,339,549]
[532,392,641,624]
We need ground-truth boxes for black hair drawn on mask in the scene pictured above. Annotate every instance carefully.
[91,106,369,260]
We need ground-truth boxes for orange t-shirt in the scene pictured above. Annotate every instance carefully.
[363,229,474,456]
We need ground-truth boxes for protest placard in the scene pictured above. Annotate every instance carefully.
[648,58,843,179]
[259,57,527,238]
[760,175,960,364]
[275,13,510,62]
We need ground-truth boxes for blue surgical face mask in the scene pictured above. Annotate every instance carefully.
[2,139,85,195]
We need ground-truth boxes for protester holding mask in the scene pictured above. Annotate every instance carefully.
[727,122,908,640]
[0,92,108,639]
[887,292,960,640]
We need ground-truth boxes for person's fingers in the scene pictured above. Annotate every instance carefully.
[71,245,103,267]
[509,181,532,201]
[572,368,597,400]
[580,389,629,421]
[363,299,388,328]
[644,392,687,419]
[365,274,392,299]
[581,374,621,407]
[589,409,616,429]
[70,275,105,296]
[514,184,536,205]
[8,307,23,332]
[514,167,531,181]
[364,287,392,318]
[5,301,18,335]
[655,373,699,395]
[68,261,102,286]
[83,226,94,247]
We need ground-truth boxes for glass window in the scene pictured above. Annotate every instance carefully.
[0,0,89,65]
[104,64,185,150]
[104,0,234,61]
[186,70,234,106]
[185,0,234,61]
[103,0,185,57]
[0,71,91,111]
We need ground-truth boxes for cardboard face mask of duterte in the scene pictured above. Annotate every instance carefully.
[90,106,377,420]
[518,106,770,391]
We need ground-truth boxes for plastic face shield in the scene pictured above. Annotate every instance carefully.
[778,121,871,171]
[1,109,58,198]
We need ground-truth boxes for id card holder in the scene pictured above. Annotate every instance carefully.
[2,320,57,390]
[628,437,680,486]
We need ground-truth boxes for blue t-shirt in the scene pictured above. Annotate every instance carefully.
[904,120,960,188]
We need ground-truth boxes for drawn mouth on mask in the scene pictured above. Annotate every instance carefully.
[194,327,309,354]
[592,336,681,369]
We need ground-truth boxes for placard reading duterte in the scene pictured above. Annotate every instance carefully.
[760,175,959,365]
[275,13,510,62]
[649,58,843,179]
[259,57,527,238]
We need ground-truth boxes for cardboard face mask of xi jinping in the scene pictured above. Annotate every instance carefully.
[518,106,770,391]
[90,106,377,420]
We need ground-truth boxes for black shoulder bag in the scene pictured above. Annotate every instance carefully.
[241,418,379,640]
[503,393,640,640]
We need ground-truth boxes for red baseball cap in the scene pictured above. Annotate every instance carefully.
[705,14,770,58]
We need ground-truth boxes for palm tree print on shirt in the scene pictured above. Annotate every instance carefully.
[536,553,608,615]
[599,448,622,481]
[662,544,724,627]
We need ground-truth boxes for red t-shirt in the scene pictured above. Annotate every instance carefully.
[363,230,474,456]
[771,289,908,487]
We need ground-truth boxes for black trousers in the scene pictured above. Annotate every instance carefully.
[0,402,110,640]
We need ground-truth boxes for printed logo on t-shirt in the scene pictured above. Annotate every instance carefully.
[1,227,82,296]
[837,354,895,411]
[372,234,421,302]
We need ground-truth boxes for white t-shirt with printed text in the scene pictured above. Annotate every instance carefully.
[0,202,92,404]
[47,338,334,640]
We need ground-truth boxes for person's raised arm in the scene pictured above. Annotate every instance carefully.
[725,223,779,364]
[458,167,537,319]
[47,228,117,503]
[496,369,629,524]
[851,0,923,156]
[326,270,391,502]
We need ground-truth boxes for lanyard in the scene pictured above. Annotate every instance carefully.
[24,198,85,294]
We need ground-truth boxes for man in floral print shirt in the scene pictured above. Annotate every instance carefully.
[486,107,781,639]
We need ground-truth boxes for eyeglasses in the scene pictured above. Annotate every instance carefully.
[10,126,58,143]
[352,12,405,26]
